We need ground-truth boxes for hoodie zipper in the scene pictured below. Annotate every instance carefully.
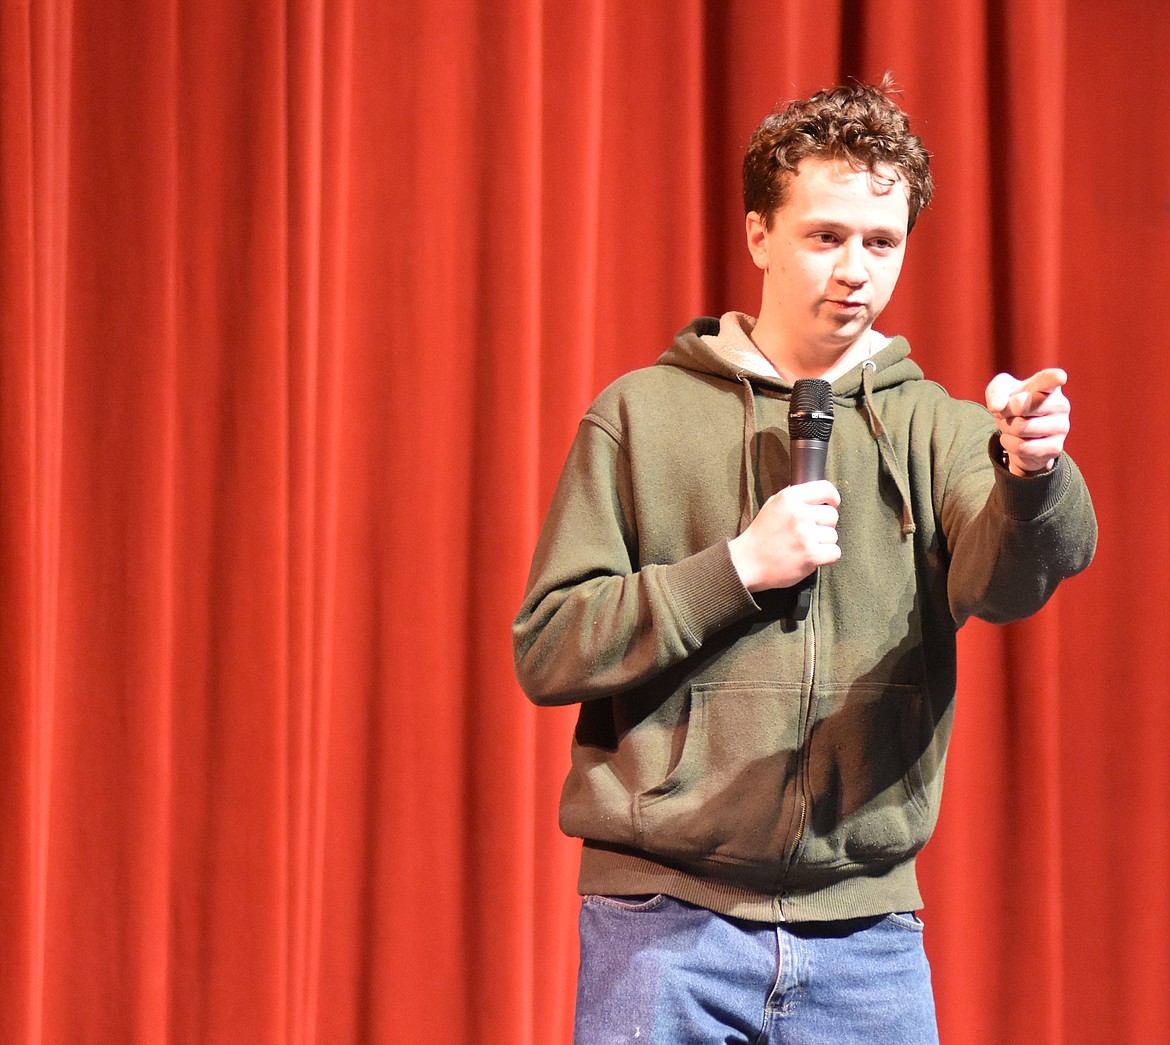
[779,588,818,917]
[794,608,817,856]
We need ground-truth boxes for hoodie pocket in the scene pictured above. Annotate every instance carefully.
[799,682,937,870]
[633,681,803,866]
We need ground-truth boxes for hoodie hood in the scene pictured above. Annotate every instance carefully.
[657,314,922,536]
[656,313,925,395]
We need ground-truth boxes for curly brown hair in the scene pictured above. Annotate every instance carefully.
[743,74,934,231]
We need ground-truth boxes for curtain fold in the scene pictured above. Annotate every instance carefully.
[1,1,1166,1042]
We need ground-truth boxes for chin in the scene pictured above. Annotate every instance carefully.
[823,324,868,348]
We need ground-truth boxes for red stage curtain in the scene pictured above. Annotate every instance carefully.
[1,1,1166,1042]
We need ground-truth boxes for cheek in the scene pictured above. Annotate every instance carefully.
[873,259,905,302]
[785,255,828,291]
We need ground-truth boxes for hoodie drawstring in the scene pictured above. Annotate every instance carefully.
[735,372,759,534]
[862,360,916,536]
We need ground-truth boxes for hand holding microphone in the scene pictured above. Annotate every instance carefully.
[728,379,839,607]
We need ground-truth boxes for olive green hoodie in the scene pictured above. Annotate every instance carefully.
[513,313,1096,922]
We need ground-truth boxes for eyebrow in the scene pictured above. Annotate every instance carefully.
[800,219,906,240]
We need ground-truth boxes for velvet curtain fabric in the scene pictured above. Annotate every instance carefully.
[2,0,1166,1042]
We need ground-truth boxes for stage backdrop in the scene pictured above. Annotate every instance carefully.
[2,0,1166,1042]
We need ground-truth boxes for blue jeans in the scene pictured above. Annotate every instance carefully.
[574,894,939,1044]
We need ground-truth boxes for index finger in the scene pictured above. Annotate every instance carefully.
[1020,367,1068,394]
[785,479,841,507]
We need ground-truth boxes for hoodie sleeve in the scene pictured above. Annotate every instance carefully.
[941,422,1098,627]
[512,414,759,707]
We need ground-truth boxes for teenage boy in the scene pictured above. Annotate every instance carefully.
[513,78,1096,1044]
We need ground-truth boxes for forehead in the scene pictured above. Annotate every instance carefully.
[780,157,910,227]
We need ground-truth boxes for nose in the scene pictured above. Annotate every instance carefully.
[834,239,867,287]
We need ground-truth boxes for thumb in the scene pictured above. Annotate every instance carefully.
[985,372,1020,415]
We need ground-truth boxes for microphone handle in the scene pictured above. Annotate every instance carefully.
[790,438,829,486]
[789,437,829,620]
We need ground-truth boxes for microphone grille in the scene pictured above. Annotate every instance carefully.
[788,378,834,440]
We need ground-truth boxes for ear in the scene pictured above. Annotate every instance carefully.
[745,211,769,271]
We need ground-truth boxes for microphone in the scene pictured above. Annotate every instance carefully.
[788,378,835,621]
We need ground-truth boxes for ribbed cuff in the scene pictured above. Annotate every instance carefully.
[987,434,1074,521]
[664,539,759,645]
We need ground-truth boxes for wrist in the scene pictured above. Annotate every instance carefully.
[727,534,761,593]
[1006,454,1056,478]
[994,437,1056,477]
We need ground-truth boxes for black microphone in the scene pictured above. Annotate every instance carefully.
[788,378,834,620]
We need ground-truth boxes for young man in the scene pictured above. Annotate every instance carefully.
[513,79,1096,1044]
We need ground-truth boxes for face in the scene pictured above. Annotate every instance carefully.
[746,157,910,367]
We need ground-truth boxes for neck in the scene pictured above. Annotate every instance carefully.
[751,316,878,384]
